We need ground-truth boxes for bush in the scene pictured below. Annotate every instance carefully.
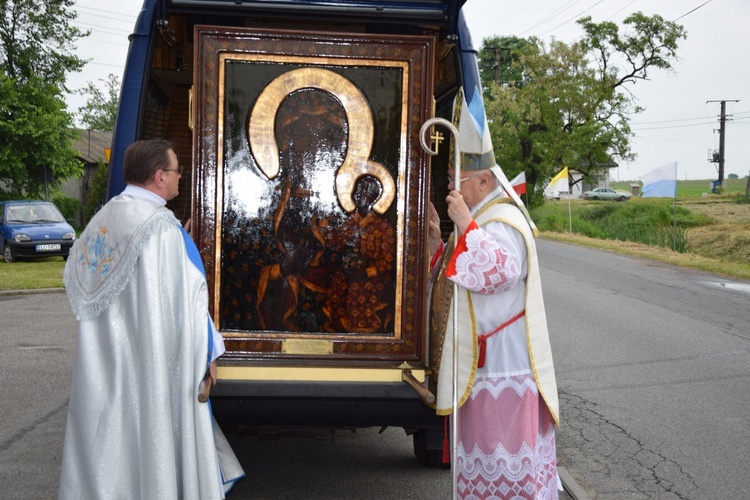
[52,194,81,224]
[531,198,707,253]
[83,160,108,224]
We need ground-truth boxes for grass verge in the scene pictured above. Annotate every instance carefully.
[0,258,66,291]
[542,231,750,281]
[535,192,750,281]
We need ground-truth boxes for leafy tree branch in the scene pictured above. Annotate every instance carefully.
[0,0,88,197]
[479,12,686,205]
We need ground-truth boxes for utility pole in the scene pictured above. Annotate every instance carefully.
[490,46,511,85]
[492,46,500,83]
[707,99,739,188]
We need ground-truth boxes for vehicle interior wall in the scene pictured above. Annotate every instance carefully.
[135,14,194,223]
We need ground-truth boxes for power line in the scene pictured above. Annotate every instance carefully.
[75,9,136,24]
[537,0,607,37]
[518,0,583,36]
[85,61,128,69]
[632,115,714,125]
[673,0,714,22]
[636,134,709,142]
[606,0,639,21]
[75,4,138,21]
[78,37,129,48]
[632,121,714,131]
[72,20,132,36]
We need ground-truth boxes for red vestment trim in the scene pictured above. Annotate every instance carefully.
[445,220,479,278]
[430,243,443,271]
[476,309,525,368]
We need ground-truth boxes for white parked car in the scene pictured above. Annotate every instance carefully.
[581,187,632,201]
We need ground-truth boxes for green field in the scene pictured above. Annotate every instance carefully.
[532,181,750,279]
[0,258,66,290]
[612,178,749,198]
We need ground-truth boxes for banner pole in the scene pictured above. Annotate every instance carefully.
[673,162,678,251]
[568,197,573,234]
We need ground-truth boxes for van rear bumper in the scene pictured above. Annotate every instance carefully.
[210,380,443,430]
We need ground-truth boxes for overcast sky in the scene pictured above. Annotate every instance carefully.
[69,0,749,181]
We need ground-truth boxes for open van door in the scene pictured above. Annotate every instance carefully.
[108,0,472,466]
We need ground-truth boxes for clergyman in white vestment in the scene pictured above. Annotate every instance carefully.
[59,139,244,499]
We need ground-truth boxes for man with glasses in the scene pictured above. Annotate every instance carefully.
[60,139,244,498]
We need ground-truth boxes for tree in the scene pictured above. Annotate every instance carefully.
[0,74,83,198]
[477,35,529,91]
[481,13,686,205]
[0,0,89,197]
[78,74,120,132]
[83,159,108,224]
[0,0,88,85]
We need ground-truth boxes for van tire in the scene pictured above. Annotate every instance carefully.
[413,429,447,468]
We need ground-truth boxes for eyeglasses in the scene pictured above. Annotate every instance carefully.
[447,172,483,184]
[162,166,184,175]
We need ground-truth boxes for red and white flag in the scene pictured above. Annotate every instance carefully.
[510,171,526,195]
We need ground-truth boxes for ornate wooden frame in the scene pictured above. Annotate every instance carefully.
[193,26,434,364]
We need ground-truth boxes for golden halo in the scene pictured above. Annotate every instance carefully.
[248,67,395,214]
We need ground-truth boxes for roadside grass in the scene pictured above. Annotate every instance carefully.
[679,194,750,263]
[534,189,750,280]
[541,231,750,281]
[531,197,712,253]
[0,258,66,291]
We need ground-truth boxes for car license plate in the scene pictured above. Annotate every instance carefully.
[36,244,61,252]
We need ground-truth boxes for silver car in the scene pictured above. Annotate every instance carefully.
[581,187,632,201]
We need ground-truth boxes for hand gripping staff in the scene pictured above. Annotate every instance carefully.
[420,117,461,500]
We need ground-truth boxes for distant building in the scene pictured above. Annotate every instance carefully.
[579,159,619,192]
[61,129,112,225]
[544,169,584,199]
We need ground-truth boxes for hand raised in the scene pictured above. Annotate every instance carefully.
[446,190,473,234]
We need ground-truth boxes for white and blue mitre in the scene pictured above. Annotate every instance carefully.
[450,86,538,236]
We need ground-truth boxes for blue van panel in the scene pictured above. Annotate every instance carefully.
[107,0,158,199]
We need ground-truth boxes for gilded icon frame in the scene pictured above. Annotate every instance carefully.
[193,27,434,364]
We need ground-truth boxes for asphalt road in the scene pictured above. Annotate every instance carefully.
[1,238,749,498]
[540,239,750,499]
[0,289,76,497]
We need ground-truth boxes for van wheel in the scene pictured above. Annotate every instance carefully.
[413,429,447,468]
[3,244,15,263]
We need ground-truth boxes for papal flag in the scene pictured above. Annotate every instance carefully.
[640,162,677,198]
[548,167,569,194]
